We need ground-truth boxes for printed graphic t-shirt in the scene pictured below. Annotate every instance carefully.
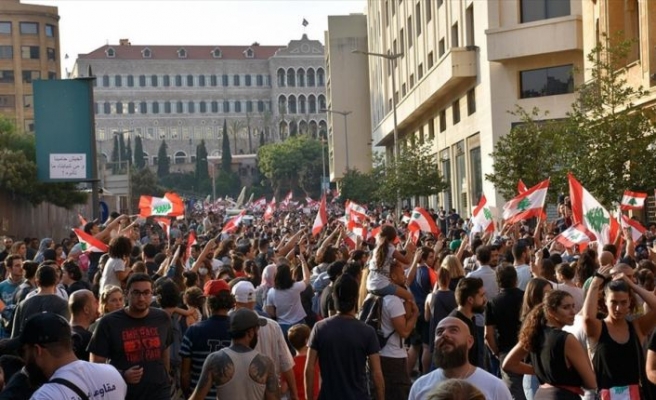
[87,308,173,400]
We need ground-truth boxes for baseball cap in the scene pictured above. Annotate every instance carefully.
[203,279,231,297]
[8,313,71,348]
[232,281,256,303]
[229,308,267,332]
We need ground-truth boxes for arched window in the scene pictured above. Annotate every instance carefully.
[288,95,297,114]
[318,95,326,111]
[298,95,306,114]
[287,68,296,87]
[278,95,287,114]
[277,68,285,87]
[289,120,298,136]
[174,151,186,164]
[309,120,318,137]
[297,68,305,87]
[308,95,316,113]
[279,121,288,140]
[307,68,315,87]
[317,68,325,86]
[299,120,308,135]
[319,120,327,136]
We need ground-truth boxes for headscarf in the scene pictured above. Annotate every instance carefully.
[260,264,277,289]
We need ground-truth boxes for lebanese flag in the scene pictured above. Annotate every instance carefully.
[348,201,368,221]
[408,207,440,236]
[621,214,647,242]
[250,196,266,211]
[139,192,185,217]
[502,178,550,223]
[555,223,593,248]
[222,210,246,234]
[264,197,276,221]
[312,194,328,236]
[344,225,368,249]
[518,179,528,194]
[154,217,171,239]
[620,190,647,210]
[305,196,317,207]
[72,229,109,253]
[281,191,293,208]
[568,173,619,245]
[471,195,495,234]
[186,231,197,261]
[78,214,88,229]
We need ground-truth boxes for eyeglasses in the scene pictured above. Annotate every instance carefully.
[130,290,152,298]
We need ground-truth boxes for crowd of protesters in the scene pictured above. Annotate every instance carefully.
[0,199,655,400]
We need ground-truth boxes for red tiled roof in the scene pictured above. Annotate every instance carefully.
[78,44,284,60]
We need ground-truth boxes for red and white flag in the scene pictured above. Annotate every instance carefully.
[568,173,619,246]
[72,229,109,253]
[517,179,528,194]
[621,214,647,242]
[250,196,267,211]
[154,217,171,239]
[620,190,647,210]
[502,178,550,223]
[555,223,593,248]
[471,195,495,234]
[186,231,197,261]
[281,191,293,209]
[264,197,276,221]
[139,192,185,217]
[222,210,246,234]
[408,207,440,239]
[312,194,328,236]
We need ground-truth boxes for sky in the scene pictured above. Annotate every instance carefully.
[24,0,368,74]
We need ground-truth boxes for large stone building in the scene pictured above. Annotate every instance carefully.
[363,0,583,212]
[72,35,327,174]
[0,0,61,133]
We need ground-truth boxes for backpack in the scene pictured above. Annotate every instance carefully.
[358,294,395,349]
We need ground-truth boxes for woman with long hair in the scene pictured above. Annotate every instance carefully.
[256,264,276,316]
[265,255,311,337]
[9,242,26,260]
[503,290,596,399]
[89,285,124,333]
[441,254,466,291]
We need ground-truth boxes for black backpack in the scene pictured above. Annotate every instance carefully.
[358,294,395,348]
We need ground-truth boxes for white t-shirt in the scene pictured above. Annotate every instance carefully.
[367,243,396,291]
[266,281,307,325]
[30,360,127,399]
[99,257,125,291]
[409,367,512,400]
[515,264,532,291]
[380,295,407,358]
[553,282,584,313]
[25,284,68,300]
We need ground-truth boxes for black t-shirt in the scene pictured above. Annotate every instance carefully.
[67,280,92,295]
[485,287,524,353]
[72,325,93,361]
[87,308,173,400]
[448,309,478,367]
[145,261,159,276]
[308,315,380,400]
[319,285,334,319]
[0,369,35,400]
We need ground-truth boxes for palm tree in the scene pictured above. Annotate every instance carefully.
[228,120,246,154]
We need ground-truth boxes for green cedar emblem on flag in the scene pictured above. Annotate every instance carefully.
[483,208,492,220]
[628,197,637,206]
[517,197,531,211]
[585,207,609,232]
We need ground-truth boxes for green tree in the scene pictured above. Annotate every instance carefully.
[131,166,164,205]
[229,120,245,154]
[259,130,265,148]
[221,120,232,173]
[157,140,170,178]
[125,137,132,168]
[339,168,380,204]
[195,140,209,191]
[133,135,146,169]
[118,134,127,168]
[110,135,119,173]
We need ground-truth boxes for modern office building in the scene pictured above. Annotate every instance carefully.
[0,0,60,133]
[324,14,373,182]
[72,35,327,172]
[364,0,583,212]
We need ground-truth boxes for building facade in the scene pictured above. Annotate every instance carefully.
[72,35,327,175]
[365,0,583,213]
[0,0,60,133]
[324,14,373,182]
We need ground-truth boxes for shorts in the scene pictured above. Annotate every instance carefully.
[370,282,397,297]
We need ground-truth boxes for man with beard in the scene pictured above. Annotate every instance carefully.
[12,313,126,399]
[409,317,511,400]
[88,273,173,400]
[449,277,486,368]
[189,308,279,400]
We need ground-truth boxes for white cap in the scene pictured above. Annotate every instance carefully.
[232,281,256,303]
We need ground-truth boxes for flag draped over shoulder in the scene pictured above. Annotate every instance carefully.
[139,192,184,217]
[73,229,108,253]
[568,173,619,246]
[502,178,550,223]
[620,190,647,211]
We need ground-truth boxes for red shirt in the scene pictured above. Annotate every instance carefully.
[293,353,320,400]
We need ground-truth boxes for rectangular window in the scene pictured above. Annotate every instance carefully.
[21,46,39,59]
[128,102,136,114]
[200,101,207,113]
[235,101,242,113]
[428,118,435,139]
[187,75,194,87]
[103,102,110,114]
[210,75,217,87]
[470,146,483,202]
[258,100,265,112]
[233,75,240,86]
[163,75,169,87]
[466,5,475,46]
[416,2,422,35]
[175,75,182,87]
[152,102,159,114]
[222,75,229,86]
[199,75,206,87]
[385,1,389,26]
[521,0,570,23]
[46,47,55,61]
[0,95,14,108]
[400,29,405,52]
[256,75,263,86]
[176,102,183,113]
[139,75,146,87]
[520,64,574,98]
[116,102,123,114]
[402,83,407,97]
[393,39,397,55]
[426,0,432,22]
[24,120,34,133]
[211,101,218,113]
[245,75,252,86]
[392,0,395,15]
[223,101,230,113]
[164,102,171,114]
[102,75,109,87]
[45,24,55,37]
[23,95,33,108]
[114,75,122,87]
[47,71,56,80]
[467,88,476,115]
[19,22,38,35]
[0,46,12,59]
[409,74,415,88]
[439,110,446,132]
[0,22,11,35]
[439,39,445,57]
[246,101,253,113]
[428,52,434,68]
[418,63,423,80]
[452,99,460,124]
[140,102,147,114]
[22,70,40,83]
[452,22,459,48]
[407,18,413,47]
[128,75,134,87]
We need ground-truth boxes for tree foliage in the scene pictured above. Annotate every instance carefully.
[339,167,380,205]
[194,140,210,193]
[221,120,232,173]
[133,135,146,169]
[156,140,170,178]
[131,167,164,201]
[0,117,87,208]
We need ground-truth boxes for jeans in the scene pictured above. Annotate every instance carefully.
[523,374,539,400]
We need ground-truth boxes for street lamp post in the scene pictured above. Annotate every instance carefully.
[351,49,403,217]
[321,108,352,171]
[320,136,327,194]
